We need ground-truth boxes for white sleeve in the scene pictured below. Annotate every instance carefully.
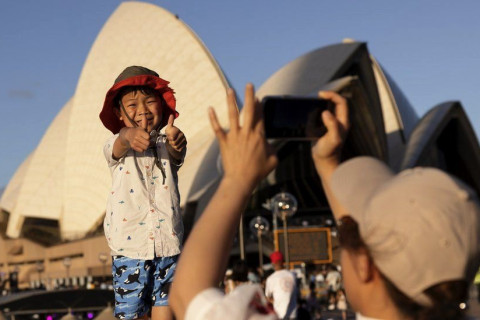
[185,288,224,320]
[265,277,272,299]
[169,145,187,168]
[103,134,122,167]
[185,284,278,320]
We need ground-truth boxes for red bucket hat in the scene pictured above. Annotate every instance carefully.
[99,66,179,134]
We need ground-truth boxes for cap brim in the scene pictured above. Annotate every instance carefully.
[331,157,394,222]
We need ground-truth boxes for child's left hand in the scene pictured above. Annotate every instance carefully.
[165,114,187,154]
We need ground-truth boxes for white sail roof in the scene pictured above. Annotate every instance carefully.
[0,154,33,214]
[12,99,72,219]
[1,99,72,238]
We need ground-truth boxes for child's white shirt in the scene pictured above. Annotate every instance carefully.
[103,133,184,259]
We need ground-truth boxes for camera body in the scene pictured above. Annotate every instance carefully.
[262,96,333,140]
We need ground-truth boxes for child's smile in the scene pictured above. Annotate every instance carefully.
[135,114,154,127]
[118,90,163,132]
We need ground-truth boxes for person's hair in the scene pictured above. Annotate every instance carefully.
[338,216,468,320]
[115,86,162,110]
[328,264,338,271]
[231,260,249,282]
[262,269,274,283]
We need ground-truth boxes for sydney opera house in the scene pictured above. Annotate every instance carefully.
[1,0,479,305]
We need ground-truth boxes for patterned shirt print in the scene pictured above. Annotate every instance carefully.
[103,133,185,259]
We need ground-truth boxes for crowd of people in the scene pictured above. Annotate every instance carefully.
[99,66,480,320]
[221,256,352,320]
[307,264,347,318]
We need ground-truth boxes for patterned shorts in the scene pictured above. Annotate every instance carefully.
[112,254,178,319]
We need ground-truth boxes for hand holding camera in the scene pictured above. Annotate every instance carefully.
[262,95,335,140]
[262,90,349,172]
[310,91,349,163]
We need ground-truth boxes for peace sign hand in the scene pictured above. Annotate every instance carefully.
[209,84,278,191]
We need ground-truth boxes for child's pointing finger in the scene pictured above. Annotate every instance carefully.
[140,115,148,131]
[167,114,175,129]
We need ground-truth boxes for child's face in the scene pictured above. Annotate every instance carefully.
[116,90,163,132]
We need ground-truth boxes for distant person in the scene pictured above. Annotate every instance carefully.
[99,66,187,320]
[325,264,341,310]
[223,269,235,294]
[306,282,319,319]
[314,267,329,310]
[296,298,312,320]
[336,288,347,320]
[230,260,250,290]
[8,270,18,293]
[248,267,262,284]
[265,251,298,319]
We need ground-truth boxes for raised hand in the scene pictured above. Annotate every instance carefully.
[170,85,277,320]
[311,91,350,167]
[165,114,187,153]
[120,127,150,153]
[208,83,278,191]
[310,90,350,220]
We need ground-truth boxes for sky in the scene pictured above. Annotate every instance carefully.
[1,0,479,188]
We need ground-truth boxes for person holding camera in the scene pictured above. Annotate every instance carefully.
[312,91,480,320]
[170,84,480,320]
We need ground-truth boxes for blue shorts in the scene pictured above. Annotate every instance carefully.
[112,255,178,319]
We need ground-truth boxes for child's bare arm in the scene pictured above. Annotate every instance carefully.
[165,114,187,160]
[112,127,150,159]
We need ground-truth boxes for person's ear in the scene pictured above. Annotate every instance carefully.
[351,249,375,283]
[114,107,123,121]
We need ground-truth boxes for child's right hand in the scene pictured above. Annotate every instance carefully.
[120,127,150,152]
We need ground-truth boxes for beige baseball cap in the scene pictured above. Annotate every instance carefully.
[331,156,480,306]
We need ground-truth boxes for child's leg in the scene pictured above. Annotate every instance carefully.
[112,256,151,319]
[150,255,179,320]
[151,306,173,320]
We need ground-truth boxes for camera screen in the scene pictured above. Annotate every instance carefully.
[263,96,330,139]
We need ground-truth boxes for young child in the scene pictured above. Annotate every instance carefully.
[99,66,187,320]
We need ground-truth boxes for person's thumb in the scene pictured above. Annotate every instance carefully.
[322,110,338,135]
[140,114,147,131]
[166,114,174,129]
